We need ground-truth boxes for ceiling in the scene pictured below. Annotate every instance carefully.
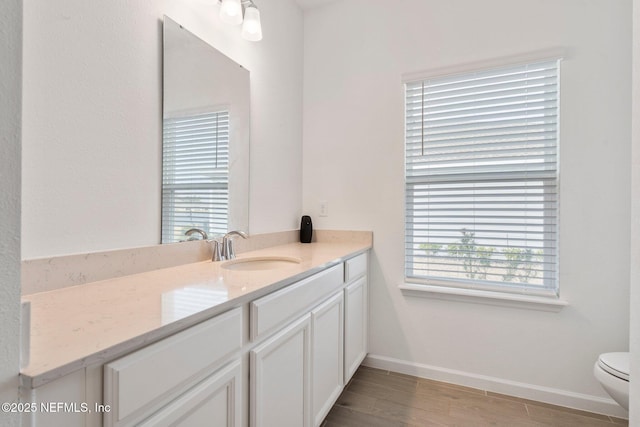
[295,0,341,10]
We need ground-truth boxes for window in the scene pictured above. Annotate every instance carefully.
[404,58,560,296]
[162,110,229,243]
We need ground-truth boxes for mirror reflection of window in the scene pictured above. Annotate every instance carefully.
[162,16,250,244]
[161,287,229,323]
[162,110,230,243]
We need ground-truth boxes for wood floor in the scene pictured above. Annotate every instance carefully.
[322,366,628,427]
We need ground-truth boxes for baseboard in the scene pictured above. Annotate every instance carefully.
[363,354,629,419]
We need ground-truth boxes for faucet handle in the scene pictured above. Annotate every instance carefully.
[210,239,223,262]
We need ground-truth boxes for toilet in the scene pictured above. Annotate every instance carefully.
[593,352,630,410]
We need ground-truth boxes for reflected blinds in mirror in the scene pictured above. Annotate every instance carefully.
[162,111,229,243]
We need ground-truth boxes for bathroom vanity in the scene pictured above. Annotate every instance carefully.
[20,235,370,427]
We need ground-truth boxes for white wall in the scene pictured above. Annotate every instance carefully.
[303,0,632,415]
[22,0,303,259]
[0,0,22,425]
[630,0,640,423]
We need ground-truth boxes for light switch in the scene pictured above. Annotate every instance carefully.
[319,201,328,217]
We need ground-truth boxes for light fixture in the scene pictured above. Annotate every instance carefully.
[219,0,243,25]
[241,4,262,41]
[218,0,263,41]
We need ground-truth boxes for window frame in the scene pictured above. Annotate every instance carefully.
[402,53,563,298]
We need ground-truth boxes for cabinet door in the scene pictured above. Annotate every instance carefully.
[344,276,368,383]
[311,292,344,427]
[250,314,311,427]
[138,360,241,427]
[23,369,86,427]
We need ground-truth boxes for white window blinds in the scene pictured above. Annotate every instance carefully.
[404,59,560,295]
[162,110,229,243]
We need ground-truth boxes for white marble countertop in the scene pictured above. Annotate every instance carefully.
[21,239,371,388]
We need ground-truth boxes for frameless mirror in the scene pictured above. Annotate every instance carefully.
[162,16,250,243]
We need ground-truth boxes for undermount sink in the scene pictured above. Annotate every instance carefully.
[221,256,302,271]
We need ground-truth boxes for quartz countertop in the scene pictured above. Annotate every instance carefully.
[21,239,371,388]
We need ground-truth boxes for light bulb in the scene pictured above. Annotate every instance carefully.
[220,0,243,25]
[241,5,262,41]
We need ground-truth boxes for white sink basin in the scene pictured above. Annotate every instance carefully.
[221,256,302,271]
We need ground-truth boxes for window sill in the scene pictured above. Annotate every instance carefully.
[399,283,568,312]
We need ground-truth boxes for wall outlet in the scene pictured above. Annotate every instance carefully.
[319,200,328,217]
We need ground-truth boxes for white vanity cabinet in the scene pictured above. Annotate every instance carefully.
[249,264,344,427]
[137,360,242,427]
[250,314,312,427]
[250,289,346,427]
[248,253,368,427]
[22,250,369,427]
[103,307,243,427]
[21,368,89,427]
[343,253,369,383]
[310,291,344,426]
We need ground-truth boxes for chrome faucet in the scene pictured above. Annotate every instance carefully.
[184,228,208,241]
[221,230,248,260]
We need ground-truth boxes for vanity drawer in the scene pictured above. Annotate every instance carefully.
[250,264,344,341]
[345,253,367,282]
[104,307,242,426]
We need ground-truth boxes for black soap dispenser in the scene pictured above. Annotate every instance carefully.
[300,215,313,243]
